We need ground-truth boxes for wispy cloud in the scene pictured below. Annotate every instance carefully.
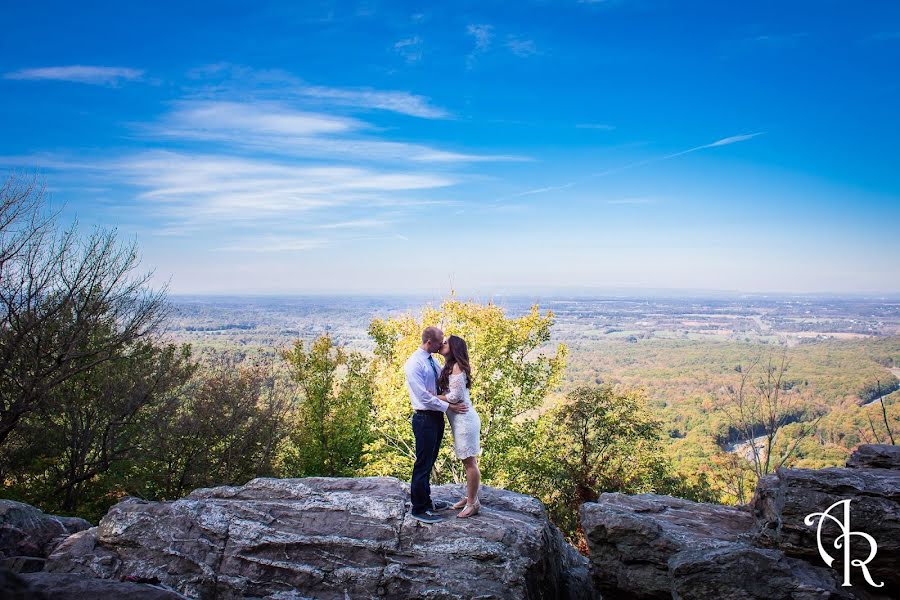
[299,84,447,118]
[510,183,576,198]
[505,36,538,57]
[749,32,809,46]
[316,218,392,229]
[3,70,527,251]
[217,235,329,253]
[577,123,616,130]
[185,63,449,119]
[394,36,424,63]
[4,65,144,86]
[149,100,524,163]
[466,24,494,69]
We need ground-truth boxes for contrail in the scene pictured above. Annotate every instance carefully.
[502,132,765,200]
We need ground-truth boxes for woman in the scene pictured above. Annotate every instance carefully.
[436,335,482,518]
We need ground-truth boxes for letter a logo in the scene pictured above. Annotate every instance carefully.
[804,499,883,588]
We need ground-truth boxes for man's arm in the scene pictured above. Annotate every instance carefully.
[405,361,448,413]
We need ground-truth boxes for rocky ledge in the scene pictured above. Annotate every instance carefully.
[44,476,594,600]
[580,444,899,600]
[0,499,91,573]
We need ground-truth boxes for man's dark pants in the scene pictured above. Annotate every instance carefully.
[410,410,444,514]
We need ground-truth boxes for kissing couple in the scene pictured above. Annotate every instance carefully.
[404,326,482,524]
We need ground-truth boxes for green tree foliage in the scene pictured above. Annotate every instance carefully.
[363,298,566,483]
[129,358,293,504]
[279,335,372,477]
[1,328,195,519]
[505,384,715,539]
[0,176,169,448]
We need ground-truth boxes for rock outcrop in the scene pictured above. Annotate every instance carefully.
[0,500,90,565]
[579,494,842,599]
[845,443,900,470]
[752,452,900,592]
[46,476,595,600]
[9,571,187,600]
[580,444,899,599]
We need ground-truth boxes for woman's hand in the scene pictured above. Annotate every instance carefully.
[437,394,447,401]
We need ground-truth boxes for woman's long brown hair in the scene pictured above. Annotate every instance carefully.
[438,335,472,392]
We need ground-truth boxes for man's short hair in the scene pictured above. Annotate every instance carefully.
[422,326,443,344]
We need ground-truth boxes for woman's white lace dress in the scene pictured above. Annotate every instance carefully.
[445,372,481,459]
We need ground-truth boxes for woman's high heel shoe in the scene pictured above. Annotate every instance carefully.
[451,497,467,510]
[457,499,480,518]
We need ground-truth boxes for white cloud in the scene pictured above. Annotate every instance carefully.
[576,123,616,130]
[316,218,391,229]
[217,235,329,252]
[185,64,450,119]
[466,24,494,68]
[394,36,424,63]
[299,84,448,118]
[149,100,522,163]
[4,65,143,86]
[468,24,494,52]
[159,100,361,137]
[505,36,538,57]
[116,151,454,209]
[3,75,527,252]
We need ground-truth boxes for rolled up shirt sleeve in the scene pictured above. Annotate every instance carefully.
[405,360,448,413]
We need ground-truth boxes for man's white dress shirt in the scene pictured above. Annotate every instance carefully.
[404,348,448,413]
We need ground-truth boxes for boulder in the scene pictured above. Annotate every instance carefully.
[579,493,859,600]
[751,467,900,590]
[845,444,900,470]
[579,493,753,599]
[22,572,186,599]
[0,500,91,559]
[668,545,846,600]
[47,476,596,600]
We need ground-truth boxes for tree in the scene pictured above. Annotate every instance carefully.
[0,174,168,447]
[717,350,824,502]
[2,330,196,516]
[279,335,372,477]
[505,384,708,540]
[363,297,566,484]
[131,357,293,501]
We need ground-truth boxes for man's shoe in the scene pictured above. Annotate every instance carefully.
[410,510,444,524]
[432,500,452,511]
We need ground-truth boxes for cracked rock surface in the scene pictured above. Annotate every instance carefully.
[580,444,900,599]
[46,476,595,599]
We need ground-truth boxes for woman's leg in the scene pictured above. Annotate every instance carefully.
[462,456,480,504]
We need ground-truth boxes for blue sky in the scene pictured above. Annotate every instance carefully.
[1,0,898,295]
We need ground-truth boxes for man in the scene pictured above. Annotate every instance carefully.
[404,326,469,523]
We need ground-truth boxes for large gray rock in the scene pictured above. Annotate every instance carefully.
[846,444,900,470]
[579,493,852,600]
[21,572,186,599]
[751,467,900,591]
[669,545,847,600]
[0,500,91,559]
[579,493,753,599]
[47,476,596,600]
